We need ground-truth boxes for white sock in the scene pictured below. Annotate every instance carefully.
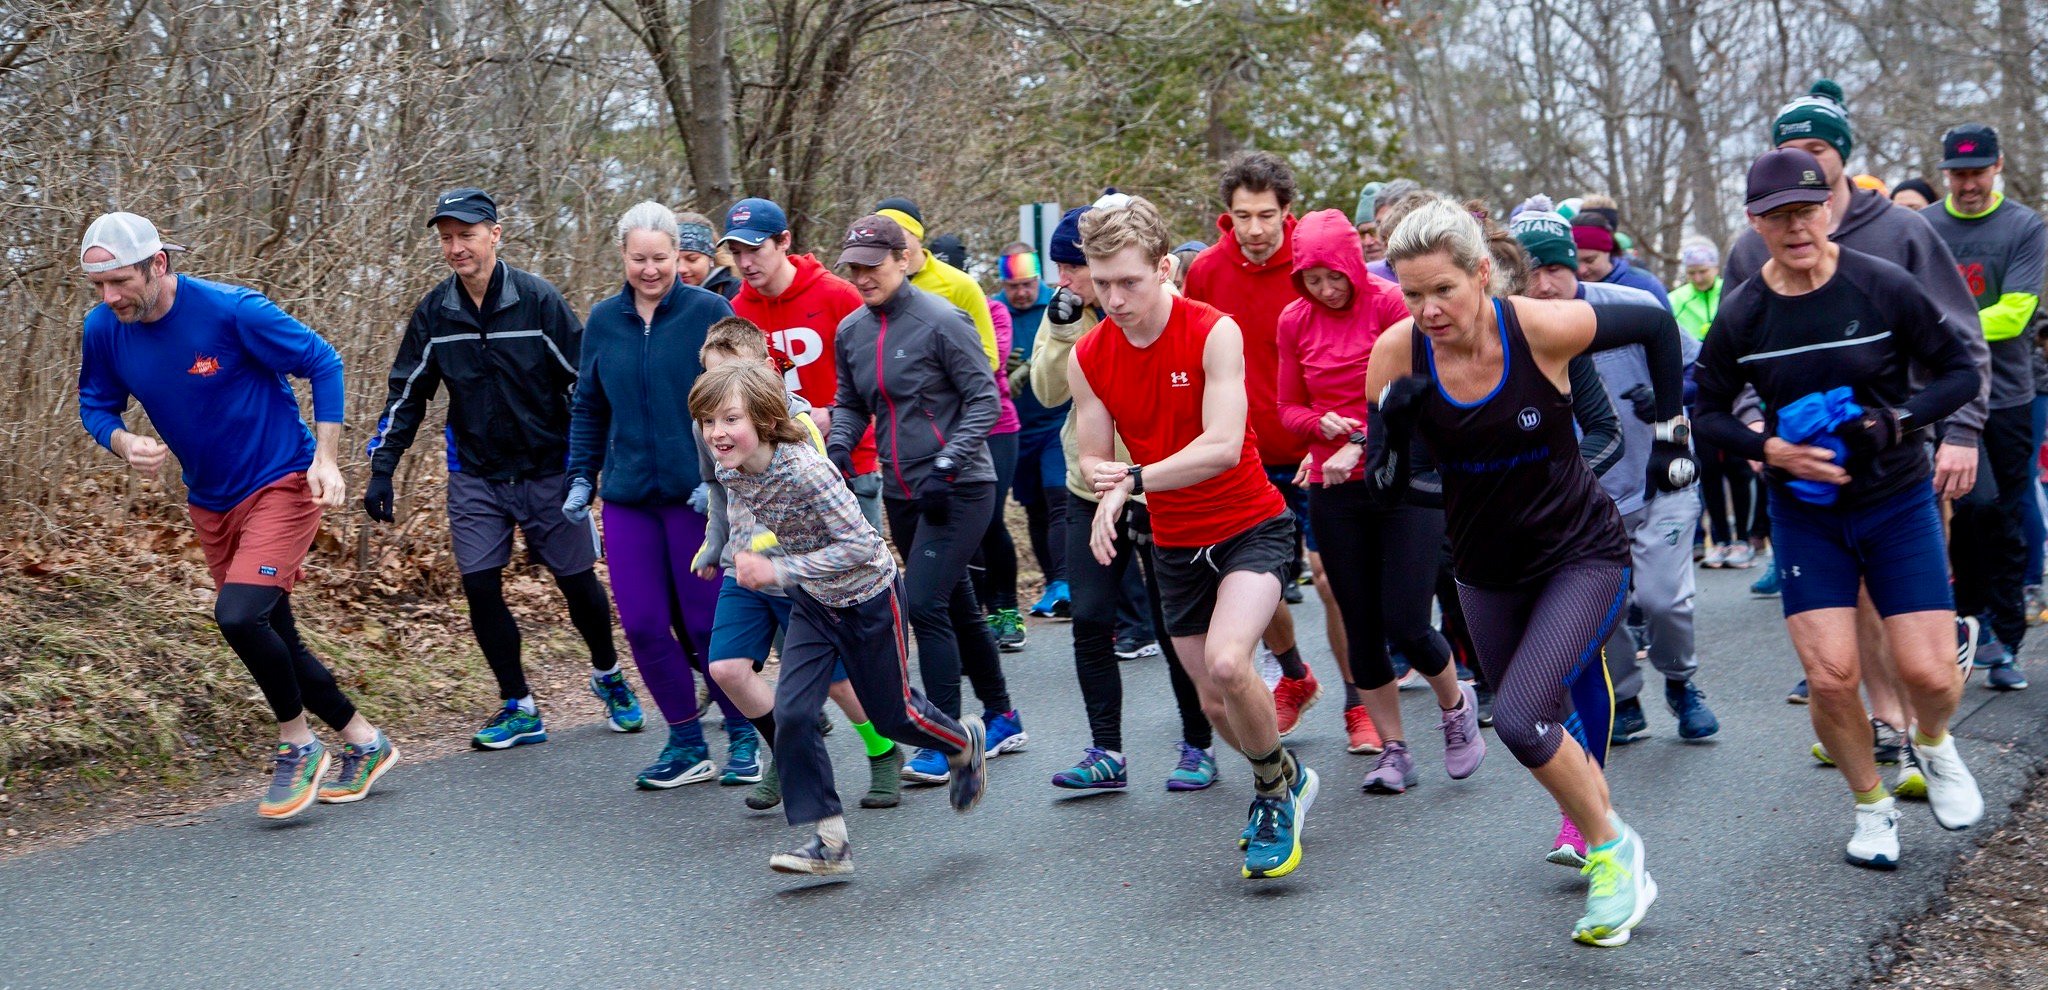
[593,665,622,679]
[1103,749,1124,762]
[515,696,536,714]
[816,815,849,846]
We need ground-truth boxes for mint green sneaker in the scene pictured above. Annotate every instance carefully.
[1573,816,1657,947]
[318,731,399,804]
[588,671,644,733]
[472,702,547,750]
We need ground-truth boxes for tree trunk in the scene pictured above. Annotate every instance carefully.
[686,0,737,209]
[1648,0,1728,250]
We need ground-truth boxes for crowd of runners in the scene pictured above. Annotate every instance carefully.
[73,77,2046,948]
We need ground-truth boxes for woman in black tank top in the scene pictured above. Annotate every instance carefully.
[1361,198,1693,949]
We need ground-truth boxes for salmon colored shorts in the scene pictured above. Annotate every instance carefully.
[188,473,323,591]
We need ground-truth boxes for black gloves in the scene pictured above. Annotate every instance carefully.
[1048,287,1085,325]
[1377,375,1431,430]
[1646,441,1697,493]
[915,473,954,524]
[1620,384,1658,424]
[363,472,395,522]
[828,445,857,479]
[1837,407,1907,459]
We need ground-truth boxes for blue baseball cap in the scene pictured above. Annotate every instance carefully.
[719,198,788,247]
[428,187,497,227]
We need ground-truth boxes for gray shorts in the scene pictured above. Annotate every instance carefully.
[447,470,599,576]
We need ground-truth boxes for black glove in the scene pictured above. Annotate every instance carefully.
[1048,287,1085,325]
[363,472,395,523]
[1620,384,1658,424]
[1376,375,1432,430]
[1646,440,1697,493]
[827,445,857,479]
[1005,347,1028,381]
[1837,407,1907,459]
[915,473,954,525]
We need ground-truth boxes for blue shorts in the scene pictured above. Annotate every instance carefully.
[1769,482,1952,618]
[707,576,847,681]
[1264,467,1316,553]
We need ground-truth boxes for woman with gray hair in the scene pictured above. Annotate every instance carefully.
[565,200,756,789]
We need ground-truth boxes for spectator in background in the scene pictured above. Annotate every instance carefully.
[1571,198,1672,309]
[1353,181,1387,264]
[1891,178,1938,211]
[677,211,742,299]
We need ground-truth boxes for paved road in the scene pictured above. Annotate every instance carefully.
[5,567,2045,990]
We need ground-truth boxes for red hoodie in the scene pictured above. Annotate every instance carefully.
[1275,209,1411,476]
[731,254,876,474]
[1183,212,1305,466]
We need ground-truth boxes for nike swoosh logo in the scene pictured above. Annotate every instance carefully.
[442,197,463,205]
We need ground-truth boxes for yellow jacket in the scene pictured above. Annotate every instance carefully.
[910,251,999,370]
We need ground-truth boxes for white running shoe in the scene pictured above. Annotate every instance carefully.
[1845,797,1900,870]
[1914,732,1983,830]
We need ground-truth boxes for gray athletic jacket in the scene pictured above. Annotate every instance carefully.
[829,280,998,498]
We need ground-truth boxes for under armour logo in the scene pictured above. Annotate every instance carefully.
[1787,565,1801,578]
[1170,371,1191,387]
[1517,407,1541,431]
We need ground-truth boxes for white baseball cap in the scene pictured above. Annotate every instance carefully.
[80,212,184,273]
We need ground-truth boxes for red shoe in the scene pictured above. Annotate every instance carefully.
[1345,705,1383,754]
[1273,665,1321,737]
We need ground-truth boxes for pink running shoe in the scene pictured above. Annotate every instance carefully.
[1547,814,1588,868]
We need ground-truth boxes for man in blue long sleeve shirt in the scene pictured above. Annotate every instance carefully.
[76,212,396,820]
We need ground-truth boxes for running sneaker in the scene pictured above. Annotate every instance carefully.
[1051,747,1128,789]
[988,608,1028,653]
[946,715,988,813]
[1974,631,2009,671]
[2029,586,2047,627]
[721,722,763,785]
[1723,543,1757,569]
[1989,660,2029,691]
[1475,685,1496,727]
[1574,818,1657,947]
[1272,665,1321,738]
[1345,705,1384,755]
[1282,581,1305,604]
[1664,680,1720,740]
[1256,645,1283,690]
[1699,545,1729,568]
[1242,767,1318,879]
[1609,697,1649,745]
[1441,683,1486,778]
[1167,741,1218,791]
[902,747,951,785]
[818,712,834,736]
[472,702,546,750]
[1455,660,1476,683]
[1915,731,1984,830]
[316,731,398,805]
[1844,797,1901,870]
[1029,580,1071,618]
[1359,742,1415,795]
[636,742,716,789]
[860,746,904,809]
[588,670,644,733]
[1241,757,1315,849]
[1958,616,1980,684]
[1548,815,1588,869]
[1787,679,1810,704]
[1894,744,1927,801]
[745,760,783,810]
[1750,562,1781,597]
[982,710,1028,756]
[258,740,330,820]
[770,834,854,877]
[1396,669,1425,691]
[1812,717,1905,767]
[1114,637,1161,660]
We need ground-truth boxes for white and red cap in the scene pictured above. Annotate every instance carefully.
[80,212,184,273]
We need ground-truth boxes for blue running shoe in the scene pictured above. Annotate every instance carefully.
[901,747,951,786]
[982,710,1028,757]
[1166,741,1218,791]
[1609,697,1649,745]
[947,715,988,813]
[721,722,763,784]
[1052,747,1128,789]
[1240,758,1316,849]
[1988,659,2029,691]
[1750,562,1781,598]
[472,702,547,750]
[1664,680,1720,740]
[588,671,644,733]
[1029,580,1071,618]
[1787,679,1810,704]
[1242,767,1318,879]
[637,742,716,789]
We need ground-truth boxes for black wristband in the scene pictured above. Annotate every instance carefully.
[1128,464,1145,495]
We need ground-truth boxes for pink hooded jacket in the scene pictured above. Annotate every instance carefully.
[1276,208,1412,476]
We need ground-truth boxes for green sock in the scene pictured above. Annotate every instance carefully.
[1912,729,1946,749]
[1855,783,1890,805]
[852,720,894,758]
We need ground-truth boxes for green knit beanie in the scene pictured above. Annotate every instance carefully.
[1772,79,1853,162]
[1511,211,1578,270]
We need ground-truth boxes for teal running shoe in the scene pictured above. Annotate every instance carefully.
[721,722,763,785]
[1241,758,1315,848]
[1574,817,1658,947]
[1242,767,1318,879]
[1166,741,1218,791]
[637,742,716,789]
[472,703,546,750]
[588,671,644,733]
[318,731,399,805]
[1051,747,1128,789]
[258,739,329,820]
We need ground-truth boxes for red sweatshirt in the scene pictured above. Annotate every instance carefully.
[732,254,876,474]
[1183,212,1305,466]
[1275,209,1412,476]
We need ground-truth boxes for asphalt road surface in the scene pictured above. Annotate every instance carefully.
[5,566,2044,990]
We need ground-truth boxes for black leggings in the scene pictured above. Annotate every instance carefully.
[1698,443,1757,545]
[216,584,357,729]
[971,432,1022,610]
[1064,491,1211,752]
[1021,491,1067,586]
[461,566,618,700]
[885,483,1012,719]
[1456,563,1627,769]
[1309,483,1453,690]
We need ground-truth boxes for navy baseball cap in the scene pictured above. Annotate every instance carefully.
[1939,123,2001,170]
[428,187,498,227]
[719,198,789,247]
[1745,148,1832,216]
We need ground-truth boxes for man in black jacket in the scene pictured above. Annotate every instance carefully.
[364,188,641,750]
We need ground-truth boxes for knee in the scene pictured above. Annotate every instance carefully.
[1898,650,1960,698]
[906,597,951,628]
[708,658,752,689]
[460,568,504,604]
[1489,708,1551,769]
[1206,648,1255,691]
[1802,654,1863,703]
[214,586,277,638]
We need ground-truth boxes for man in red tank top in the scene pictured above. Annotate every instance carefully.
[1067,198,1319,880]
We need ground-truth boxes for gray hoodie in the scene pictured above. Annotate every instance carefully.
[829,280,998,498]
[692,389,826,588]
[1725,187,1989,446]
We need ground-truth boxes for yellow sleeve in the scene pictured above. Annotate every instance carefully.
[1982,292,2040,343]
[952,276,1000,370]
[796,411,826,454]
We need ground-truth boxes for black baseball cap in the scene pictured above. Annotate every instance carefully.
[1745,148,1832,216]
[428,187,498,227]
[1940,123,2001,170]
[837,214,908,268]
